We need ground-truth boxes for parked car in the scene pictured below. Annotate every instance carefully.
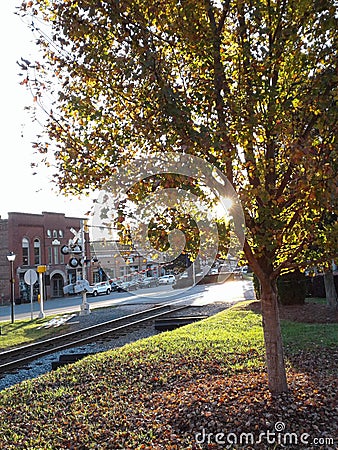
[158,275,176,284]
[109,281,120,292]
[128,279,139,291]
[74,279,91,294]
[233,268,243,280]
[138,277,159,288]
[116,281,136,292]
[179,272,188,279]
[63,279,92,295]
[63,283,75,295]
[88,281,111,296]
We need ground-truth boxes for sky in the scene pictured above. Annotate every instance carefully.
[0,3,95,220]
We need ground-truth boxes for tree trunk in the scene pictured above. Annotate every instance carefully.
[260,277,288,395]
[323,271,338,310]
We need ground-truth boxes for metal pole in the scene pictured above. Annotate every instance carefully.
[38,272,45,318]
[10,260,15,324]
[80,220,90,315]
[30,283,34,321]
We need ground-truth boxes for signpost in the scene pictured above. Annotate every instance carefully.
[37,265,47,318]
[62,222,91,315]
[24,269,38,320]
[79,220,90,315]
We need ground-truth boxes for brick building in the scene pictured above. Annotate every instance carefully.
[0,212,91,304]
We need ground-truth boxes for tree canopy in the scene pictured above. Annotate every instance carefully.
[19,0,337,273]
[19,0,338,393]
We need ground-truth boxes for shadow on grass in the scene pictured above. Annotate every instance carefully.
[242,300,338,379]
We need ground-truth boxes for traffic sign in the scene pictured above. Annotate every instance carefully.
[61,245,69,255]
[24,269,38,321]
[69,257,81,268]
[24,269,38,285]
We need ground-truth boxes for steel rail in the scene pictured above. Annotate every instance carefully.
[0,299,190,374]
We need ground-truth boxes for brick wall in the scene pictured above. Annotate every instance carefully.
[0,218,9,304]
[0,212,92,303]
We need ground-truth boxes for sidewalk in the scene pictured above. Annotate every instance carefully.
[0,285,185,322]
[0,292,132,322]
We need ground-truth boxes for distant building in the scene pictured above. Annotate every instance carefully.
[90,241,162,283]
[0,212,91,304]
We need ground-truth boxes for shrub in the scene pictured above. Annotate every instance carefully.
[305,275,326,298]
[277,269,306,305]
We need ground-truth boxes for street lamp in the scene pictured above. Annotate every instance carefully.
[7,252,16,324]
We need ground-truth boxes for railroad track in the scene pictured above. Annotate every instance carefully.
[0,300,190,375]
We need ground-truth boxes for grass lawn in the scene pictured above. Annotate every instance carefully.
[282,320,338,351]
[0,315,73,350]
[0,300,337,449]
[305,297,327,305]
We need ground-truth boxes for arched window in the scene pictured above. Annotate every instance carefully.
[34,238,41,265]
[22,238,29,266]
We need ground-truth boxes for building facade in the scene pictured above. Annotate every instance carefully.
[0,212,91,304]
[90,242,162,284]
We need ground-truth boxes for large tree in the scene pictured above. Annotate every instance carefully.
[19,0,337,394]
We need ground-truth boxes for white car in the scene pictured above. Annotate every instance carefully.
[74,279,91,294]
[158,275,176,284]
[88,281,111,296]
[233,268,244,280]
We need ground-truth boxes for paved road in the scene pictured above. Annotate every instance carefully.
[0,279,255,322]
